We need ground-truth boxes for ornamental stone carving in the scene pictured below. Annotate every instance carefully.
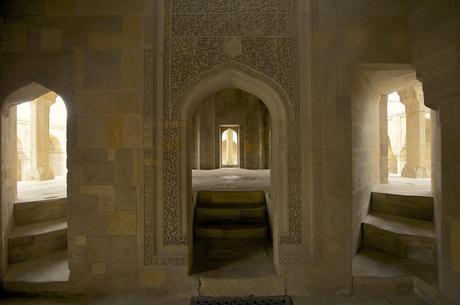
[144,0,303,265]
[224,37,242,58]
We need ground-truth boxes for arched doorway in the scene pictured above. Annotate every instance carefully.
[178,69,288,273]
[1,82,69,284]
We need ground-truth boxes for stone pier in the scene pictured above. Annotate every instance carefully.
[25,92,56,181]
[400,86,427,178]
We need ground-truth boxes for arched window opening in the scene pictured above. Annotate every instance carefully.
[16,92,67,201]
[221,127,239,167]
[387,88,432,180]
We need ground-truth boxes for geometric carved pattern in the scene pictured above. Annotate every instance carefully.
[144,0,302,265]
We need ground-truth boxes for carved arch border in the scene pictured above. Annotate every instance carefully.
[178,64,292,262]
[142,0,305,266]
[171,60,302,242]
[143,64,303,265]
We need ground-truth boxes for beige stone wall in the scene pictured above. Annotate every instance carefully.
[311,0,410,292]
[409,1,460,301]
[0,0,144,292]
[193,89,270,170]
[351,73,381,254]
[0,107,17,279]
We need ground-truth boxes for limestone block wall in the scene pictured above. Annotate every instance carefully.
[409,1,460,302]
[351,73,381,254]
[311,0,410,291]
[0,0,144,292]
[0,107,17,279]
[192,89,270,170]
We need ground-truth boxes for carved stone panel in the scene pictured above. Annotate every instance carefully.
[144,0,302,265]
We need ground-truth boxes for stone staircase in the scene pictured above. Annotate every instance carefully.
[4,198,69,292]
[354,190,438,296]
[192,191,283,292]
[194,190,269,239]
[362,192,436,265]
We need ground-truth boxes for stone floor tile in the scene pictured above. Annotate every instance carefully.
[381,292,429,305]
[350,294,393,305]
[0,297,29,305]
[292,295,324,305]
[320,295,356,305]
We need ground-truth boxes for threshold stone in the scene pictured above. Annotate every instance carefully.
[191,296,293,305]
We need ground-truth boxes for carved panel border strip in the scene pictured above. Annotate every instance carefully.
[144,0,155,265]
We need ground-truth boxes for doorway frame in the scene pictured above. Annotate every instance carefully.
[178,68,289,273]
[0,82,70,279]
[219,124,240,168]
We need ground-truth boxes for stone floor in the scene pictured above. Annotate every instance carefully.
[0,292,430,305]
[192,239,275,277]
[373,175,431,197]
[15,172,425,201]
[14,169,268,203]
[192,169,270,192]
[353,248,437,287]
[16,176,66,203]
[4,251,69,283]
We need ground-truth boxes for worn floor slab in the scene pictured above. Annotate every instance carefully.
[0,292,429,305]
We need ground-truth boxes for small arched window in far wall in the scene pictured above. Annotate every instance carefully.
[221,127,238,167]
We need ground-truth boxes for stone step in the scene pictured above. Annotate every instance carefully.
[8,218,68,263]
[195,205,267,225]
[14,198,67,226]
[195,224,269,239]
[371,192,433,221]
[196,190,266,209]
[353,248,437,294]
[3,250,69,293]
[362,213,436,265]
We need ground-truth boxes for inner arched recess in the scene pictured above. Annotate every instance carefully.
[190,88,274,276]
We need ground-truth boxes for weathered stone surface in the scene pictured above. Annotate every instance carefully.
[82,51,122,90]
[91,262,106,275]
[140,272,163,288]
[115,185,137,210]
[8,219,68,263]
[371,192,434,222]
[362,213,436,265]
[107,211,136,235]
[451,221,460,273]
[14,198,67,226]
[74,235,87,247]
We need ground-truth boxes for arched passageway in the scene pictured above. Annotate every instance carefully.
[190,88,272,275]
[1,83,69,285]
[351,65,437,293]
[177,69,289,275]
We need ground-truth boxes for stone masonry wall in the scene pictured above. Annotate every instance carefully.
[0,0,144,292]
[0,107,17,280]
[409,1,460,302]
[310,0,410,292]
[351,74,381,254]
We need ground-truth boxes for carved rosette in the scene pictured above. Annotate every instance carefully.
[144,0,302,265]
